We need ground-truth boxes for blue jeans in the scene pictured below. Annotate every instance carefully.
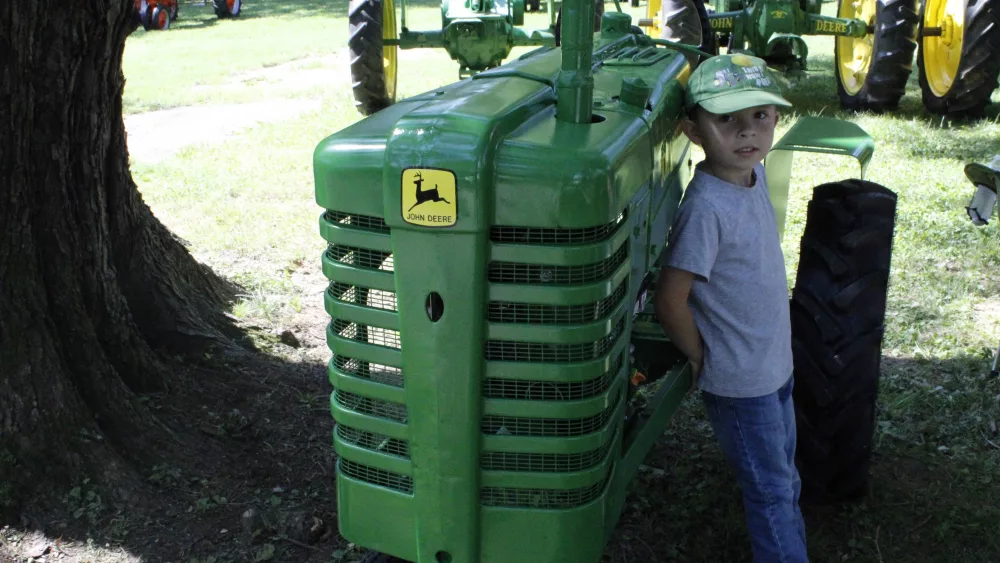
[702,376,808,563]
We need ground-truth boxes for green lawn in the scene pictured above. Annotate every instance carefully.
[126,1,1000,561]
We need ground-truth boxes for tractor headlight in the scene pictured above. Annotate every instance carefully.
[967,184,997,226]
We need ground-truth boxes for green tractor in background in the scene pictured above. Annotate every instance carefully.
[319,1,899,561]
[348,0,606,115]
[644,0,1000,116]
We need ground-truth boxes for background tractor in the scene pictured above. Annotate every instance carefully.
[643,0,1000,116]
[133,0,243,31]
[347,0,605,115]
[318,1,897,561]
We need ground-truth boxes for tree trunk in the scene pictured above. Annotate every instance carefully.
[0,0,236,513]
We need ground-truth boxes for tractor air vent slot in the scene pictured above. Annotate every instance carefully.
[326,244,394,272]
[334,354,403,387]
[484,316,625,363]
[483,352,624,400]
[488,281,627,324]
[331,319,401,350]
[335,389,408,423]
[340,459,413,494]
[337,424,410,459]
[481,390,621,437]
[481,441,610,472]
[480,468,610,508]
[490,211,626,245]
[323,210,390,233]
[488,244,628,285]
[328,282,398,312]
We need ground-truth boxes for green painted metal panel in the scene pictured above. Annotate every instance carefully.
[481,456,613,489]
[321,255,396,292]
[482,377,624,418]
[319,218,393,252]
[487,261,630,305]
[325,324,403,366]
[488,223,630,265]
[334,435,414,476]
[484,338,628,382]
[330,372,407,405]
[337,475,416,560]
[329,393,409,440]
[485,307,626,343]
[323,297,399,332]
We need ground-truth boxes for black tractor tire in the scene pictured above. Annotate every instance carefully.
[359,552,409,563]
[659,0,718,58]
[553,0,605,46]
[834,0,918,112]
[213,0,242,18]
[791,180,897,504]
[918,0,1000,118]
[169,2,179,20]
[152,6,171,29]
[349,0,396,116]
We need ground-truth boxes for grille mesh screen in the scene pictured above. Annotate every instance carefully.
[326,244,394,272]
[488,281,627,324]
[488,244,627,285]
[324,210,390,234]
[331,319,401,350]
[481,442,611,472]
[481,389,621,437]
[481,470,610,508]
[334,355,403,387]
[335,389,408,423]
[328,282,397,312]
[483,353,623,400]
[490,213,626,245]
[337,425,409,458]
[340,459,413,494]
[484,316,625,363]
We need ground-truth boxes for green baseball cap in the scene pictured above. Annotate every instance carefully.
[685,53,792,114]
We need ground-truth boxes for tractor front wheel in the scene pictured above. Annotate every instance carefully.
[152,6,171,30]
[213,0,242,18]
[791,180,897,503]
[918,0,1000,118]
[834,0,918,112]
[349,0,398,116]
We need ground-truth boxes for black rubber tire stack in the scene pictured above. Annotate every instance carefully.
[791,180,897,503]
[349,0,395,116]
[835,0,918,112]
[918,0,1000,118]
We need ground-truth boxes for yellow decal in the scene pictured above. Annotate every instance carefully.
[815,20,848,34]
[402,168,457,227]
[710,17,733,29]
[770,8,788,18]
[731,54,755,67]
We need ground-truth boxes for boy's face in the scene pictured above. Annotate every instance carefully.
[681,104,780,186]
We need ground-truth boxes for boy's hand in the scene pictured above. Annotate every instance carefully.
[690,359,702,392]
[654,267,705,392]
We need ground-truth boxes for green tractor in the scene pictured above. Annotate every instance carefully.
[644,0,1000,116]
[318,2,897,561]
[348,0,607,115]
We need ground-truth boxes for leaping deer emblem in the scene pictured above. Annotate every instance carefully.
[408,171,451,212]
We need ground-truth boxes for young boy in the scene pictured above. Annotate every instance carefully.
[655,54,808,563]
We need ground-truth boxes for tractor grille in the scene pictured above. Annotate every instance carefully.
[484,316,625,363]
[481,388,622,437]
[481,441,611,472]
[490,212,626,245]
[323,210,389,233]
[335,389,407,423]
[331,319,401,350]
[483,352,623,401]
[340,459,413,494]
[488,244,627,285]
[481,467,611,508]
[328,282,398,312]
[337,424,410,459]
[334,354,403,387]
[326,244,394,272]
[488,281,627,324]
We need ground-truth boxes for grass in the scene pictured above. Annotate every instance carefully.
[19,0,1000,561]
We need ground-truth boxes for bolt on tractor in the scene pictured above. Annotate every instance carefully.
[643,0,1000,116]
[318,1,898,561]
[348,0,607,115]
[133,0,243,31]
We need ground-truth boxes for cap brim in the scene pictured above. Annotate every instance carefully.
[698,91,793,114]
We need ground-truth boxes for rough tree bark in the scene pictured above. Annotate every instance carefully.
[0,0,236,512]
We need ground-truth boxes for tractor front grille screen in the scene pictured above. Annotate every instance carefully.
[483,353,623,401]
[488,244,627,285]
[326,244,394,272]
[324,210,390,234]
[488,281,627,324]
[340,459,413,494]
[337,424,410,459]
[334,355,403,388]
[490,212,626,245]
[484,316,625,363]
[328,282,398,312]
[331,319,401,350]
[481,390,621,437]
[481,441,610,472]
[481,469,610,508]
[335,389,408,423]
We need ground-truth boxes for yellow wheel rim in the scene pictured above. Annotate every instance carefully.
[384,0,398,102]
[922,0,965,97]
[836,0,877,95]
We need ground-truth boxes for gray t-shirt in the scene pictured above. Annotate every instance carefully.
[664,163,792,398]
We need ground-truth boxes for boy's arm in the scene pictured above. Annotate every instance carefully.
[654,267,704,383]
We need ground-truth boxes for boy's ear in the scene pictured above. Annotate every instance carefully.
[680,118,702,147]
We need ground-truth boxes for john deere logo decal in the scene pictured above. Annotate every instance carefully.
[402,168,457,227]
[770,8,788,18]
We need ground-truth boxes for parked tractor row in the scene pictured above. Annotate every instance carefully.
[133,0,243,31]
